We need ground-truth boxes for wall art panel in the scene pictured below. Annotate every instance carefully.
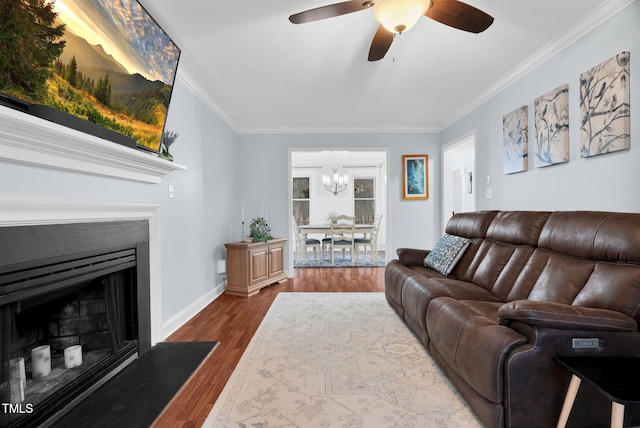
[503,105,528,174]
[580,51,630,157]
[534,84,569,167]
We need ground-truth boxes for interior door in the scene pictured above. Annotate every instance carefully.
[451,167,465,215]
[442,134,476,233]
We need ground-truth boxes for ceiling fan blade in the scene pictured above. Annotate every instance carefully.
[426,0,494,33]
[289,1,373,24]
[368,25,394,62]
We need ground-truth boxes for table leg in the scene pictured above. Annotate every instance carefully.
[557,375,581,428]
[611,402,625,428]
[301,232,308,256]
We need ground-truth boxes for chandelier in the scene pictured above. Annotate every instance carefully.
[323,168,349,195]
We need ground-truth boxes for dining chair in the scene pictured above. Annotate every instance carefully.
[354,214,383,262]
[292,216,321,263]
[322,215,355,265]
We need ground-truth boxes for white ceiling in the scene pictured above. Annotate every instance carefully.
[139,0,630,134]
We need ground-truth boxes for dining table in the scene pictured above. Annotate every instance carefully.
[297,223,375,260]
[298,223,375,237]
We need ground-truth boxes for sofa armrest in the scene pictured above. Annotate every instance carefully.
[498,300,637,332]
[396,248,430,266]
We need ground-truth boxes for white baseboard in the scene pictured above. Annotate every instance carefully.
[161,282,225,340]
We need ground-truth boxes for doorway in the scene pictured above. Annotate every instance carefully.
[289,149,389,269]
[442,133,476,234]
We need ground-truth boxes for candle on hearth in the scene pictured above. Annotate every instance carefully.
[9,357,26,403]
[31,345,51,379]
[64,345,83,368]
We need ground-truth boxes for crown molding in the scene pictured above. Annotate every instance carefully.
[440,0,637,131]
[176,67,241,133]
[237,124,440,135]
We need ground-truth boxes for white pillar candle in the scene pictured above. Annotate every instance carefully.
[64,345,82,369]
[9,357,26,403]
[31,345,51,379]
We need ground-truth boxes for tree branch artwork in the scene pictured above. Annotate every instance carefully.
[534,84,569,167]
[580,51,630,158]
[503,105,528,174]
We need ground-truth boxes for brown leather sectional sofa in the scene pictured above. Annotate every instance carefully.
[385,210,640,428]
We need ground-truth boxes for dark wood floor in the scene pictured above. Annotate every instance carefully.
[152,267,386,428]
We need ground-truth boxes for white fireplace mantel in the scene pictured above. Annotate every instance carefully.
[0,106,185,183]
[0,194,164,345]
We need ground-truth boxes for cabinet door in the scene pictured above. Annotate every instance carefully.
[249,246,269,287]
[268,243,285,278]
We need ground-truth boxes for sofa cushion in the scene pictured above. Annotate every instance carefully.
[538,211,640,263]
[485,211,551,246]
[427,297,527,403]
[405,265,448,278]
[524,250,595,304]
[424,234,471,275]
[401,277,499,338]
[572,262,640,321]
[445,210,498,239]
[454,240,534,299]
[506,249,595,303]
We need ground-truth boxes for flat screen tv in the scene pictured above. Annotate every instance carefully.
[0,0,181,153]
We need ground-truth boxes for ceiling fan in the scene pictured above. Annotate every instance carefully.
[289,0,494,61]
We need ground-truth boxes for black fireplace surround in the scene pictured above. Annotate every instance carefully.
[0,221,151,427]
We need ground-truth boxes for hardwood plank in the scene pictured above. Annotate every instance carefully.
[152,267,385,427]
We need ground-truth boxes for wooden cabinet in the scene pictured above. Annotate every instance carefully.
[224,238,287,297]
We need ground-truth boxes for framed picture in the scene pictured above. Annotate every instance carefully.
[402,154,429,200]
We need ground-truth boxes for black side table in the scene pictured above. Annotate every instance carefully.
[556,357,640,428]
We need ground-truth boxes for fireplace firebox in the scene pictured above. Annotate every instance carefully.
[0,221,151,427]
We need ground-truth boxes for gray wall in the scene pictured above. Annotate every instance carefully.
[441,2,640,213]
[237,132,442,269]
[160,79,239,323]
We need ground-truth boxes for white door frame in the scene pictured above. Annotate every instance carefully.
[288,148,390,275]
[442,131,477,234]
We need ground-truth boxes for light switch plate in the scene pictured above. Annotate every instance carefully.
[485,186,493,199]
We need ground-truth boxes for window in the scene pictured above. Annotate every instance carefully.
[292,177,310,225]
[354,178,375,224]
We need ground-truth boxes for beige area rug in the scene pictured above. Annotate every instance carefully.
[203,292,483,428]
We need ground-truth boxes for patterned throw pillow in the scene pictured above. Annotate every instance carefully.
[423,234,471,276]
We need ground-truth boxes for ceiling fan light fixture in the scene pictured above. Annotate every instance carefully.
[373,0,430,34]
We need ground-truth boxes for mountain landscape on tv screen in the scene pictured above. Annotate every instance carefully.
[0,0,179,153]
